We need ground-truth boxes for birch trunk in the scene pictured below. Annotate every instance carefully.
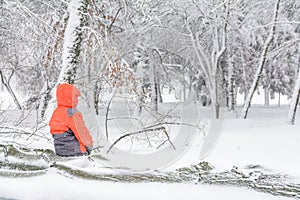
[57,0,86,84]
[241,0,281,119]
[44,0,87,120]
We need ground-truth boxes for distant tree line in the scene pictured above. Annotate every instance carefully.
[0,0,300,123]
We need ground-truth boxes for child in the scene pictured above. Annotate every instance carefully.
[49,83,93,156]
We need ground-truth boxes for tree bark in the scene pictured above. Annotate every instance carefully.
[287,66,300,125]
[38,79,51,118]
[265,87,270,107]
[241,0,281,119]
[228,58,235,111]
[149,50,158,112]
[57,0,87,84]
[43,0,88,121]
[94,80,101,115]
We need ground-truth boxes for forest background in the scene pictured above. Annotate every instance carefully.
[0,0,300,123]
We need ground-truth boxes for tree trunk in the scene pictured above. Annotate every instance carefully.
[287,66,300,125]
[182,73,187,102]
[241,0,281,119]
[228,58,235,111]
[57,0,88,84]
[38,79,51,118]
[94,80,101,115]
[212,88,220,119]
[44,0,88,121]
[149,50,159,112]
[151,69,158,112]
[265,87,270,106]
[211,72,220,119]
[187,2,229,119]
[214,99,220,119]
[157,77,163,103]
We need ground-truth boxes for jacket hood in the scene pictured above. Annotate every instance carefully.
[56,83,81,108]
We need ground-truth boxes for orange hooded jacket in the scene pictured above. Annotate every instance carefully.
[49,83,93,153]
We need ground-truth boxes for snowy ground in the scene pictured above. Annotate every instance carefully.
[207,106,300,178]
[0,105,300,199]
[0,175,292,200]
[207,118,300,178]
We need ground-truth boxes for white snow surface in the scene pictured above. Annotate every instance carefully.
[207,107,300,179]
[0,106,300,199]
[0,175,291,200]
[207,118,300,177]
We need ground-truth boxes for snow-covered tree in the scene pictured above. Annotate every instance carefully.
[57,0,88,84]
[0,0,65,110]
[241,0,281,119]
[184,1,229,118]
[2,0,300,124]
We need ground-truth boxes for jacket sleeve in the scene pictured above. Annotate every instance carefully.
[69,111,93,147]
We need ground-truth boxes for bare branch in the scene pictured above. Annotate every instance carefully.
[107,126,167,153]
[105,94,115,141]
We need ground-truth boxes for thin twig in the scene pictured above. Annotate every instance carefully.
[105,95,115,141]
[156,139,168,149]
[145,122,203,132]
[107,126,165,153]
[162,127,176,150]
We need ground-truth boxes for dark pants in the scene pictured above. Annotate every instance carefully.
[52,129,87,157]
